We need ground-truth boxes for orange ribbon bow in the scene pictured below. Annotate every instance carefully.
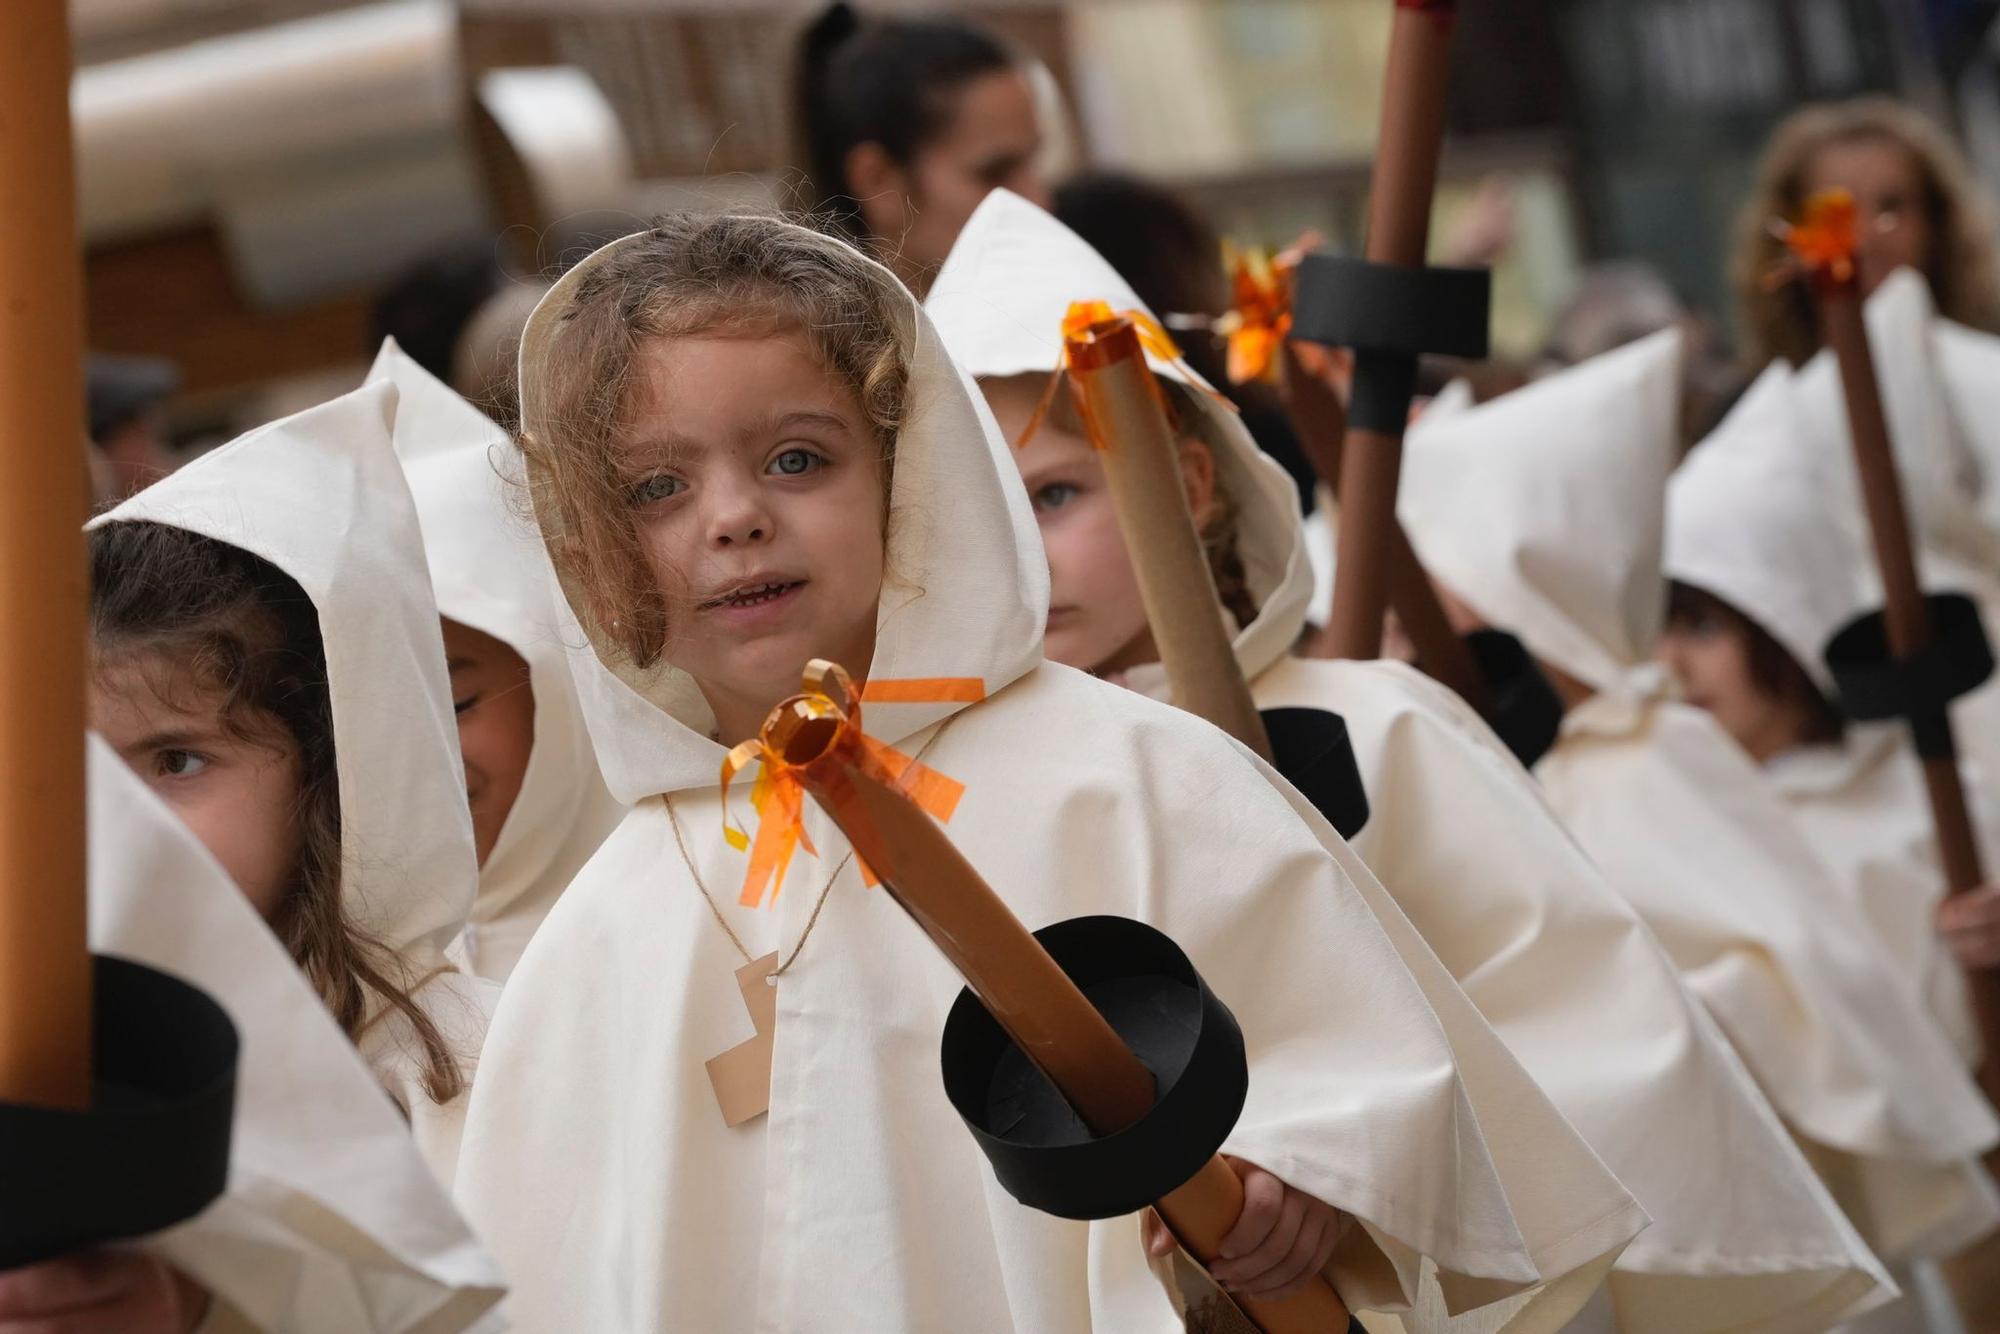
[720,661,982,909]
[1768,188,1861,292]
[1213,243,1294,386]
[1015,300,1238,450]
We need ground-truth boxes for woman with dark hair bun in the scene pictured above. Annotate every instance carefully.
[791,2,1049,293]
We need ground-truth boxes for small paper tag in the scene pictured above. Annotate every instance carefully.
[705,952,778,1127]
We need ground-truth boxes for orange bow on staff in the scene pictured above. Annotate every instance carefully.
[1016,300,1236,450]
[721,662,982,908]
[1768,188,1861,292]
[1214,243,1294,386]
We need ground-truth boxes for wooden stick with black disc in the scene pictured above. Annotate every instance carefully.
[740,665,1356,1334]
[1787,188,2000,1108]
[0,0,239,1270]
[1311,0,1471,665]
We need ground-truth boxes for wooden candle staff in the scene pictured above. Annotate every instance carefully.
[0,0,93,1112]
[1061,308,1274,762]
[731,662,1350,1334]
[1784,189,2000,1099]
[1292,0,1490,672]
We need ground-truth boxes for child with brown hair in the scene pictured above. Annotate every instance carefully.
[87,383,493,1172]
[1732,96,2000,370]
[451,211,1645,1332]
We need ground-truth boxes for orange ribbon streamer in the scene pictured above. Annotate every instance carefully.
[1768,188,1861,292]
[720,662,981,908]
[1015,300,1238,450]
[1214,243,1295,386]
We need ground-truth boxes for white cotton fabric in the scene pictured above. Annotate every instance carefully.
[1398,349,2000,1264]
[1665,364,1869,695]
[86,734,506,1332]
[368,338,627,983]
[455,214,1651,1334]
[1399,332,1684,696]
[929,190,1894,1331]
[92,383,495,1184]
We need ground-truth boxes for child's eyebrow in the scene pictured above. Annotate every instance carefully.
[128,727,217,753]
[764,409,851,436]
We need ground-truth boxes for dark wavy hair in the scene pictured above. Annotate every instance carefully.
[89,520,464,1105]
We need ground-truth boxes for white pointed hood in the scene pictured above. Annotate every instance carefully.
[925,188,1310,688]
[1665,364,1870,695]
[1399,330,1685,693]
[367,338,625,976]
[91,383,477,958]
[1935,316,2000,538]
[1794,267,2000,570]
[519,221,1050,804]
[86,735,505,1332]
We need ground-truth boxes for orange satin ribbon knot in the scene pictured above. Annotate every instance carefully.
[720,662,982,908]
[1213,244,1294,386]
[1015,300,1238,450]
[1768,188,1860,292]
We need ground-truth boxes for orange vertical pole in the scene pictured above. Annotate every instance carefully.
[0,0,93,1110]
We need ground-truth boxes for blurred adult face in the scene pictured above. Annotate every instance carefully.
[1804,135,1934,300]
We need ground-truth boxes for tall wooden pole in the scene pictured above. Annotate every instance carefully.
[1320,0,1458,662]
[0,0,92,1110]
[1802,198,2000,1101]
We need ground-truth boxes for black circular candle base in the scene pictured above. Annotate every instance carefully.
[939,916,1247,1221]
[1826,594,1994,747]
[0,955,237,1271]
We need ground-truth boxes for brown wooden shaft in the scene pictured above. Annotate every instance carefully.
[1320,0,1458,664]
[1324,426,1406,661]
[789,730,1350,1330]
[1070,329,1273,761]
[1364,2,1457,270]
[0,0,92,1110]
[1818,283,2000,1083]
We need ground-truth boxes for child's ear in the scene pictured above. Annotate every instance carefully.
[1178,437,1217,530]
[844,142,910,240]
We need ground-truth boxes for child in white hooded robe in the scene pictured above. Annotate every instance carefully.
[368,338,627,983]
[452,212,1645,1333]
[86,383,496,1187]
[1396,341,2000,1286]
[1662,365,2000,1332]
[925,187,1894,1334]
[0,736,507,1333]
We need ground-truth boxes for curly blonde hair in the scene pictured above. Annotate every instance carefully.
[1731,96,2000,369]
[518,214,909,668]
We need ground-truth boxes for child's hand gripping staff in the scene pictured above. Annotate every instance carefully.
[0,0,236,1280]
[724,661,1357,1334]
[1779,188,2000,1108]
[1056,307,1276,763]
[1286,2,1492,673]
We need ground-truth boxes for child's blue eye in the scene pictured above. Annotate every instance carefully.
[630,474,684,505]
[156,749,210,779]
[1033,482,1079,512]
[769,448,823,477]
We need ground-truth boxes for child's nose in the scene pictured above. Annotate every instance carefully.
[705,478,773,547]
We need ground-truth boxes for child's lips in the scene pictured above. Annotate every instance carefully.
[700,578,808,623]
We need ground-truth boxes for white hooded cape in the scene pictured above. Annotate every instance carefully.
[92,383,495,1186]
[930,188,1891,1332]
[368,338,627,983]
[86,734,505,1331]
[454,217,1651,1333]
[1669,365,1997,1097]
[1400,335,2000,1265]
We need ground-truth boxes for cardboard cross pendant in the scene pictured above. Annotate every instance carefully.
[706,952,778,1127]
